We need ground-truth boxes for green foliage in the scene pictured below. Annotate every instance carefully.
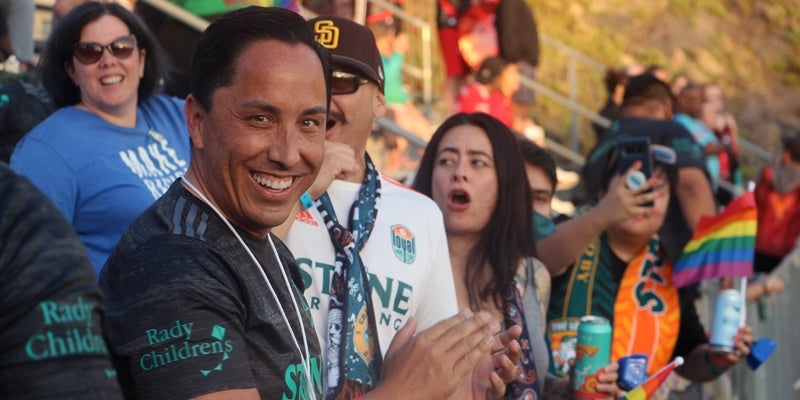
[784,26,800,49]
[668,0,696,18]
[773,56,800,85]
[705,1,730,19]
[635,49,664,69]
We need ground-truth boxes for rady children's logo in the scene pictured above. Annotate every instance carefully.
[390,224,415,264]
[138,320,233,376]
[200,325,230,376]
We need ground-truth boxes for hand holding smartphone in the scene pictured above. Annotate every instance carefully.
[616,136,654,207]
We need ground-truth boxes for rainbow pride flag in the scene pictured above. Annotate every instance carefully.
[621,357,684,400]
[672,192,756,288]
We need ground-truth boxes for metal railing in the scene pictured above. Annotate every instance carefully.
[138,0,210,31]
[123,5,791,399]
[366,0,434,115]
[696,247,800,400]
[538,33,609,152]
[29,2,795,398]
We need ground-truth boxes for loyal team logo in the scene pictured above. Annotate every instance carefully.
[313,20,340,49]
[138,320,233,376]
[390,224,416,264]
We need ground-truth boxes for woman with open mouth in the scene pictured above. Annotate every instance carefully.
[413,112,620,399]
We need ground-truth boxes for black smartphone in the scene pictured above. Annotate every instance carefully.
[617,136,654,205]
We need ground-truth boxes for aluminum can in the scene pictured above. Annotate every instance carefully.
[573,315,612,399]
[709,289,742,354]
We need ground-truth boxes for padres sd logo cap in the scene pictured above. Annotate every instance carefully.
[308,16,385,92]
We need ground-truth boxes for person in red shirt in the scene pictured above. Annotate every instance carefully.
[458,56,518,128]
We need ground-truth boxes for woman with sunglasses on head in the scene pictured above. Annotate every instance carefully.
[412,112,620,399]
[11,1,189,276]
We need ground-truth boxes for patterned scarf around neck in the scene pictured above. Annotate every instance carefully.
[504,258,540,399]
[316,154,383,399]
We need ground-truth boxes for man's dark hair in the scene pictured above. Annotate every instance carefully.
[191,7,331,112]
[38,1,168,108]
[783,131,800,162]
[622,72,673,107]
[412,112,534,310]
[602,67,627,96]
[518,138,557,193]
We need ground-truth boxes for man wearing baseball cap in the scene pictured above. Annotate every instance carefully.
[277,16,520,400]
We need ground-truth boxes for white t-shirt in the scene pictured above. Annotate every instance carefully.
[285,175,458,360]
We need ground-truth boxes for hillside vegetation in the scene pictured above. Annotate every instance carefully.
[531,0,800,177]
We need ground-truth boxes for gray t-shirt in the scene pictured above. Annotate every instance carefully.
[100,181,322,399]
[0,163,122,399]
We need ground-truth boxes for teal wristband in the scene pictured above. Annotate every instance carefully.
[299,192,314,210]
[704,350,725,376]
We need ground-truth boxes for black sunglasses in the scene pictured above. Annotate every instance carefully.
[331,70,371,95]
[73,34,138,65]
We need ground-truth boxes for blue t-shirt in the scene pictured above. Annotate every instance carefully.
[382,52,410,105]
[674,113,721,191]
[10,95,190,275]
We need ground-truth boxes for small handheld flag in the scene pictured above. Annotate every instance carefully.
[672,192,756,287]
[621,356,684,400]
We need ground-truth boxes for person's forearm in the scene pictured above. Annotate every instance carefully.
[677,168,717,230]
[705,142,726,155]
[676,346,725,382]
[357,388,399,400]
[537,208,607,277]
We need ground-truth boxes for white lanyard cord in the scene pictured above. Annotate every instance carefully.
[181,177,316,399]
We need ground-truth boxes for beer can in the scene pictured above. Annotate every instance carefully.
[709,289,742,354]
[573,315,612,399]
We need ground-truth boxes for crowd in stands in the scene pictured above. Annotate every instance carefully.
[0,1,797,399]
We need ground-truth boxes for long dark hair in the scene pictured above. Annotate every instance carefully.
[38,1,168,108]
[413,112,535,309]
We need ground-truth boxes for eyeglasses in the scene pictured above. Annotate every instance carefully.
[73,34,137,65]
[331,70,371,95]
